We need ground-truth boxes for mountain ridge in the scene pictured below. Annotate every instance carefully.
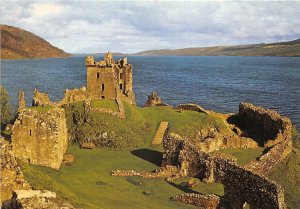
[1,24,70,59]
[133,39,300,57]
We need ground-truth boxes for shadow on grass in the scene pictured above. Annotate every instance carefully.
[131,148,162,166]
[167,181,199,194]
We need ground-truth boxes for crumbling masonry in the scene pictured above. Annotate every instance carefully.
[113,103,292,209]
[12,95,68,170]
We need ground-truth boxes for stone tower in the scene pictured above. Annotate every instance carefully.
[18,91,26,110]
[86,52,135,104]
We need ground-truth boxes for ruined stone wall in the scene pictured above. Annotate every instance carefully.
[59,87,88,105]
[162,133,287,209]
[170,194,220,209]
[18,91,26,110]
[32,89,52,107]
[239,102,292,147]
[238,102,293,175]
[11,108,68,170]
[177,103,208,114]
[0,137,30,204]
[87,66,117,99]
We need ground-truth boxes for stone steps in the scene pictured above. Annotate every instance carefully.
[152,122,169,145]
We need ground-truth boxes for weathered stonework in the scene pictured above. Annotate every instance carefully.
[59,87,88,105]
[11,107,68,170]
[162,132,287,209]
[239,102,293,175]
[32,88,52,106]
[144,92,162,107]
[194,126,258,153]
[0,137,31,205]
[239,102,292,147]
[18,91,26,110]
[177,103,208,115]
[86,52,136,105]
[170,193,220,209]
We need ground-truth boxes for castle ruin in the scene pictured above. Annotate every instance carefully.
[86,52,135,104]
[11,92,68,170]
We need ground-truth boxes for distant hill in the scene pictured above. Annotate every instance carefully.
[134,39,300,57]
[1,25,70,59]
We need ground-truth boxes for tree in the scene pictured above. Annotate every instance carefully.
[0,86,12,126]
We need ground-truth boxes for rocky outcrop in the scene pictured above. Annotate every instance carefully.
[0,137,31,206]
[11,107,68,170]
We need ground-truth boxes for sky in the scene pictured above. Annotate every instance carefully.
[1,0,300,53]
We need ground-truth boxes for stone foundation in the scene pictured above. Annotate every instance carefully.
[170,193,220,209]
[162,132,287,209]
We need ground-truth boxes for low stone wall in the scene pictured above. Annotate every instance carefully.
[244,136,293,175]
[112,165,178,178]
[177,103,208,114]
[239,102,292,147]
[170,193,220,209]
[162,132,287,209]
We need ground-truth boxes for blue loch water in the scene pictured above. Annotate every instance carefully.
[1,56,300,127]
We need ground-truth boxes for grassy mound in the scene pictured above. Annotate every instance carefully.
[63,101,229,149]
[90,99,118,111]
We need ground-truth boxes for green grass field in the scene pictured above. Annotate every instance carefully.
[90,99,118,111]
[22,144,224,209]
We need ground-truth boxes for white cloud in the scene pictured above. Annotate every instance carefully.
[1,0,299,53]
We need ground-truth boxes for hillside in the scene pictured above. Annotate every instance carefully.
[135,39,300,57]
[1,25,70,59]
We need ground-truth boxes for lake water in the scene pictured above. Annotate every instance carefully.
[1,56,300,127]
